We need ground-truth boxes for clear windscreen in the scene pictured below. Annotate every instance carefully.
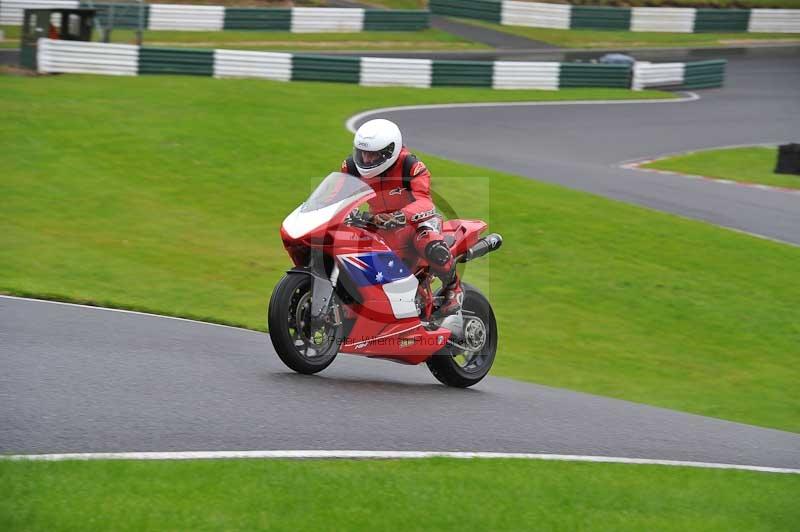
[301,172,372,213]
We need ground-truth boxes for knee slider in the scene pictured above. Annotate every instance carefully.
[425,240,451,266]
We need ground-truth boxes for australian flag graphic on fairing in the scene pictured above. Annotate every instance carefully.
[337,252,411,287]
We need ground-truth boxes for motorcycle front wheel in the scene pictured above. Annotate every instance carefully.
[268,273,341,375]
[427,282,497,388]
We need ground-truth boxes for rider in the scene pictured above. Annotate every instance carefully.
[341,118,462,317]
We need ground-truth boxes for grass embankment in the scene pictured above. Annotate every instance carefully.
[2,458,799,531]
[1,74,798,432]
[0,25,486,51]
[455,18,800,48]
[644,146,800,190]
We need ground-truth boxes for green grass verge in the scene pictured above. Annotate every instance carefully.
[644,146,800,190]
[0,25,486,51]
[454,18,800,48]
[1,74,799,433]
[2,458,799,531]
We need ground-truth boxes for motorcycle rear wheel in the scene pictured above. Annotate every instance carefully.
[268,273,341,375]
[426,282,497,388]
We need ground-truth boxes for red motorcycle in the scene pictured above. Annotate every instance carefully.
[268,172,502,387]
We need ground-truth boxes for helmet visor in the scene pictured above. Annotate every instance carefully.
[354,143,395,170]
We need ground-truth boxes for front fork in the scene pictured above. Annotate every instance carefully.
[291,249,340,330]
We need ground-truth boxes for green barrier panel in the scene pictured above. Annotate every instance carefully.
[693,9,750,33]
[559,63,631,88]
[138,48,214,76]
[570,6,631,31]
[20,46,37,71]
[363,10,430,31]
[83,3,149,30]
[683,59,727,89]
[223,8,291,31]
[291,55,360,83]
[432,60,493,87]
[429,0,502,24]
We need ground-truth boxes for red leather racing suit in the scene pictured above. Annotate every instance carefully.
[341,147,453,276]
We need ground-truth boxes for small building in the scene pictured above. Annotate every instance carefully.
[20,8,96,70]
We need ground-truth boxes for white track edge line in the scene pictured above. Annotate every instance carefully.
[0,295,262,334]
[345,92,699,133]
[617,141,787,167]
[625,161,800,198]
[2,450,798,474]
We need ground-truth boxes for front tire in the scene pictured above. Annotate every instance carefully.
[427,282,497,388]
[268,273,341,375]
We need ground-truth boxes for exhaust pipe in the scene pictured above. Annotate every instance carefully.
[460,233,503,263]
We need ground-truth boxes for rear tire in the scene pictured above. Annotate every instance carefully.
[426,282,497,388]
[268,273,340,375]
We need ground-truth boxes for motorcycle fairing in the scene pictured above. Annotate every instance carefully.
[442,219,488,257]
[337,251,418,319]
[340,315,450,363]
[282,190,372,240]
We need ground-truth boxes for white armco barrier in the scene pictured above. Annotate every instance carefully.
[0,0,78,25]
[631,7,696,33]
[291,7,364,33]
[501,1,570,30]
[148,4,225,31]
[213,49,292,81]
[37,38,139,75]
[359,57,432,88]
[632,62,685,90]
[492,61,559,90]
[748,9,800,33]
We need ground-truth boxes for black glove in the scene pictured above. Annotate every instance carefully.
[373,211,407,230]
[349,209,374,225]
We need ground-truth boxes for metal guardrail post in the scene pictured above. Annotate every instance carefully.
[107,3,115,42]
[137,0,144,45]
[81,0,110,43]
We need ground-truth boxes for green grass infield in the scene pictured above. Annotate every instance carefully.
[1,73,798,433]
[0,26,487,51]
[1,457,799,531]
[644,146,800,191]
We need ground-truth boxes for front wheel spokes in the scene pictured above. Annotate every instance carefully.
[467,351,483,369]
[286,286,339,360]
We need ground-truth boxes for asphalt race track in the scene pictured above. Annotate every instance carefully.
[2,51,799,467]
[2,297,799,468]
[350,54,800,245]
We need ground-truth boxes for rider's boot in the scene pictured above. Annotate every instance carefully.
[433,274,463,319]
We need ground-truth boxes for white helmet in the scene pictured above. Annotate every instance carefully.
[353,119,402,178]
